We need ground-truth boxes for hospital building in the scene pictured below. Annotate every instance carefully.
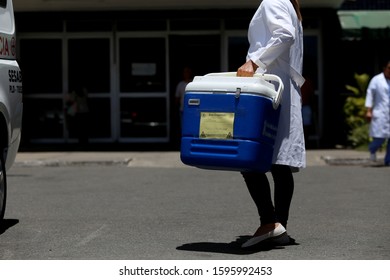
[12,0,390,148]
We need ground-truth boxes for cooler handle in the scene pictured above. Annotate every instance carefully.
[205,72,284,109]
[256,73,284,110]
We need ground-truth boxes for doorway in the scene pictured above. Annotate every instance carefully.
[169,34,221,146]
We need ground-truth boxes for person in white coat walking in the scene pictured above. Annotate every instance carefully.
[365,59,390,166]
[237,0,305,248]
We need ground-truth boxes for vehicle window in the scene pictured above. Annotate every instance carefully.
[0,0,13,35]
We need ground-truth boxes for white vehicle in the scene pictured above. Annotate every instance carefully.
[0,0,23,222]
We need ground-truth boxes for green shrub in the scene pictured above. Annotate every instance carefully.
[343,73,370,148]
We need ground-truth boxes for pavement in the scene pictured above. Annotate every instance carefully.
[13,148,386,168]
[4,147,389,261]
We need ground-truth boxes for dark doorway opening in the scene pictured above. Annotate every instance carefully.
[169,35,221,148]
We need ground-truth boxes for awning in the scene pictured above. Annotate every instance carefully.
[337,10,390,39]
[338,10,390,29]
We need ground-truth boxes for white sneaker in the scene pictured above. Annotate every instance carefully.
[370,153,377,161]
[241,224,287,248]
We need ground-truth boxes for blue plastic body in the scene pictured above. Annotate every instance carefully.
[180,91,281,172]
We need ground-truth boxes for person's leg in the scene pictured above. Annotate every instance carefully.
[241,172,276,226]
[271,164,294,229]
[241,170,291,248]
[385,139,390,166]
[369,138,385,160]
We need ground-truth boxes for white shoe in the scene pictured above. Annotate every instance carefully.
[241,224,287,248]
[370,153,377,161]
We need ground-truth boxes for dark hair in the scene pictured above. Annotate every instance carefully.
[382,59,390,68]
[290,0,302,21]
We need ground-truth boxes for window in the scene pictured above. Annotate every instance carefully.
[23,99,64,139]
[119,37,166,92]
[0,0,6,8]
[170,18,220,31]
[120,98,167,137]
[227,36,249,71]
[68,38,110,93]
[117,19,166,31]
[19,39,63,94]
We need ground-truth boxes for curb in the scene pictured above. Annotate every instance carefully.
[14,159,132,167]
[322,156,387,167]
[12,150,386,168]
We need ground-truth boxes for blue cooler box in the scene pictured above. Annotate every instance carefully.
[180,72,284,172]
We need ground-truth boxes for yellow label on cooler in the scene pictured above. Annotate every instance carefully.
[199,112,234,139]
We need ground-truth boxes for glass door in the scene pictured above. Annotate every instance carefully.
[19,37,64,142]
[117,36,169,142]
[169,35,221,145]
[302,31,322,147]
[66,36,113,143]
[19,33,115,144]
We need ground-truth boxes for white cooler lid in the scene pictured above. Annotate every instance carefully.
[185,72,284,109]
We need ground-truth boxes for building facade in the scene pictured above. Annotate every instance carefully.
[15,0,382,149]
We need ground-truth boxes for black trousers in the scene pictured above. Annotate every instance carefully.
[241,164,294,228]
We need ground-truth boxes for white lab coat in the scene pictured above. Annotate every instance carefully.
[365,72,390,138]
[246,0,306,169]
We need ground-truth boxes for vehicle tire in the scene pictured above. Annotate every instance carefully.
[0,151,6,222]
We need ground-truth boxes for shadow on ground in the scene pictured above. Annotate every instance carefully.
[176,235,299,255]
[0,219,19,235]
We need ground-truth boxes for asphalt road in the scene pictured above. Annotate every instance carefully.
[1,163,389,260]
